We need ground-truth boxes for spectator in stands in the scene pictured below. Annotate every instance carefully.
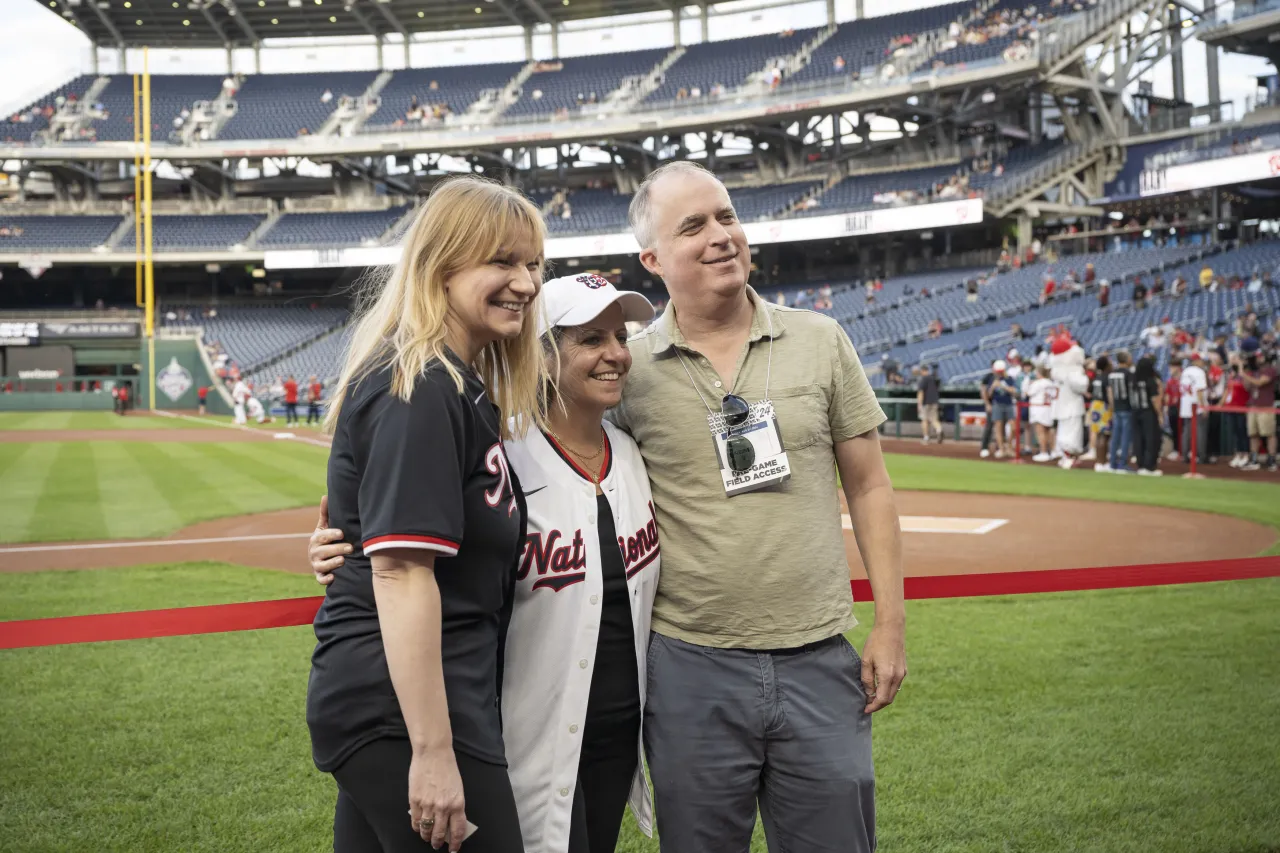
[834,56,846,72]
[283,374,300,427]
[881,354,903,385]
[1097,280,1110,308]
[927,317,944,339]
[1199,263,1214,290]
[966,279,980,302]
[222,76,238,97]
[918,363,943,444]
[1039,271,1055,306]
[1243,349,1278,471]
[1131,276,1148,309]
[1105,351,1134,473]
[1179,353,1210,464]
[321,89,333,104]
[1083,262,1095,283]
[1010,323,1025,340]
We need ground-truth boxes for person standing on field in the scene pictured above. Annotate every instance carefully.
[307,375,324,425]
[612,161,905,853]
[917,363,943,444]
[284,375,300,426]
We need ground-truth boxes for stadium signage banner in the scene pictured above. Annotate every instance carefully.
[1137,147,1280,197]
[262,198,984,270]
[0,321,40,346]
[39,322,141,339]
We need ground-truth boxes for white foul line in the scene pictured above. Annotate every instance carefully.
[152,409,332,449]
[841,514,1010,535]
[0,532,313,555]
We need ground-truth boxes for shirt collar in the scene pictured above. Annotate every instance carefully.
[649,285,786,355]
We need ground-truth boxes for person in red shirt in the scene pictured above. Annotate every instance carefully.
[117,382,130,416]
[1164,366,1182,460]
[283,375,300,426]
[306,375,324,426]
[197,385,209,416]
[1226,364,1251,468]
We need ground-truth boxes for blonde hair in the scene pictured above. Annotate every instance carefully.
[325,177,548,438]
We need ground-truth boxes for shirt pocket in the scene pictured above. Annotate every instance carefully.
[769,385,829,452]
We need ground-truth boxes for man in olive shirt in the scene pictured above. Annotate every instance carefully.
[612,161,906,853]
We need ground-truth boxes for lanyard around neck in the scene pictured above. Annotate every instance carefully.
[672,302,774,415]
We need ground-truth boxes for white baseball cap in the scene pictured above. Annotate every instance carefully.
[993,359,1008,372]
[538,272,655,336]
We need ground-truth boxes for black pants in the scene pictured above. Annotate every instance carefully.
[331,738,524,853]
[568,710,641,853]
[308,403,322,424]
[1132,408,1160,472]
[285,402,298,424]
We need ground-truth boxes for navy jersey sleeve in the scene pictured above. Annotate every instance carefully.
[355,373,469,557]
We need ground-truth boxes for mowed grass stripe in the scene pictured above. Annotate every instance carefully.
[195,442,327,506]
[0,444,63,542]
[0,412,202,431]
[228,441,330,486]
[24,443,107,542]
[132,442,247,523]
[93,442,182,539]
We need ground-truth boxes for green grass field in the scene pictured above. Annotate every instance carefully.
[2,415,1279,851]
[0,411,208,431]
[2,565,1277,852]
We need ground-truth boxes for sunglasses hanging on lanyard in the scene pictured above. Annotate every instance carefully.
[674,304,792,497]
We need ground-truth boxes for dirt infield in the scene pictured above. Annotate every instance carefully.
[4,492,1272,579]
[0,429,288,443]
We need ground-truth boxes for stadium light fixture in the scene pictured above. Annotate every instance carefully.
[1142,229,1152,238]
[329,14,335,20]
[1108,211,1124,220]
[475,6,482,11]
[258,0,263,5]
[417,9,423,14]
[136,17,141,22]
[48,1,54,6]
[123,1,130,6]
[271,16,278,22]
[183,17,190,23]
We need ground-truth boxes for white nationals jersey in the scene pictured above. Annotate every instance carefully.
[501,421,659,853]
[232,381,249,404]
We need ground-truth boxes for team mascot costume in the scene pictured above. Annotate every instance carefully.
[1049,331,1089,469]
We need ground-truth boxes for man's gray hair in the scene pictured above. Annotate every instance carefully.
[628,160,720,250]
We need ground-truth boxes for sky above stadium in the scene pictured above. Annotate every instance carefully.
[2,0,1273,125]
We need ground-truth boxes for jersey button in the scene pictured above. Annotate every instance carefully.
[569,724,578,733]
[579,659,588,669]
[590,595,599,605]
[587,514,596,524]
[559,787,570,797]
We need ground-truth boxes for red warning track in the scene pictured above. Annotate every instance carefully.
[2,556,1277,650]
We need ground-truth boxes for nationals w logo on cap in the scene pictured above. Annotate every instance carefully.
[576,274,610,289]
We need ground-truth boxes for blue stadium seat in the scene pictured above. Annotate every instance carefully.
[259,209,409,249]
[91,74,223,142]
[219,71,379,140]
[118,215,262,250]
[162,303,350,372]
[645,28,822,104]
[364,64,525,128]
[506,50,669,117]
[0,75,95,143]
[0,215,121,250]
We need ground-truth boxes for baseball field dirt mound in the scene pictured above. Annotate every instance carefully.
[4,493,1273,579]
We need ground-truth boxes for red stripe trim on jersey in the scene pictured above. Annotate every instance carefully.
[543,429,612,484]
[362,534,460,555]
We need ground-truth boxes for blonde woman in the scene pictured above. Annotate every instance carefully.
[306,177,546,853]
[312,274,663,853]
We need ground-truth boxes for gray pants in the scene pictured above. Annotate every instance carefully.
[643,632,875,853]
[1181,413,1209,462]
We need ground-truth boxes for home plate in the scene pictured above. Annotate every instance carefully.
[842,514,1008,535]
[273,432,296,440]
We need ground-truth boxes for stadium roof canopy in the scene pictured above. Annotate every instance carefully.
[39,0,676,48]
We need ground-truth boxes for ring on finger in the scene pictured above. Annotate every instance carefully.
[418,817,435,831]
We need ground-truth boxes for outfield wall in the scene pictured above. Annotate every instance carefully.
[141,338,233,416]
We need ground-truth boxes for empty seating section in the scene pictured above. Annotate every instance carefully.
[365,64,524,127]
[789,3,970,87]
[966,138,1066,194]
[507,50,668,117]
[251,326,353,387]
[0,215,121,250]
[92,75,223,142]
[729,184,817,220]
[645,29,821,103]
[800,164,960,215]
[162,304,350,372]
[546,189,632,234]
[1,75,94,143]
[118,215,262,251]
[219,71,378,140]
[929,33,1016,67]
[259,209,409,248]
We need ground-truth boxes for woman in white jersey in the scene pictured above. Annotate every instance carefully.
[310,274,661,853]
